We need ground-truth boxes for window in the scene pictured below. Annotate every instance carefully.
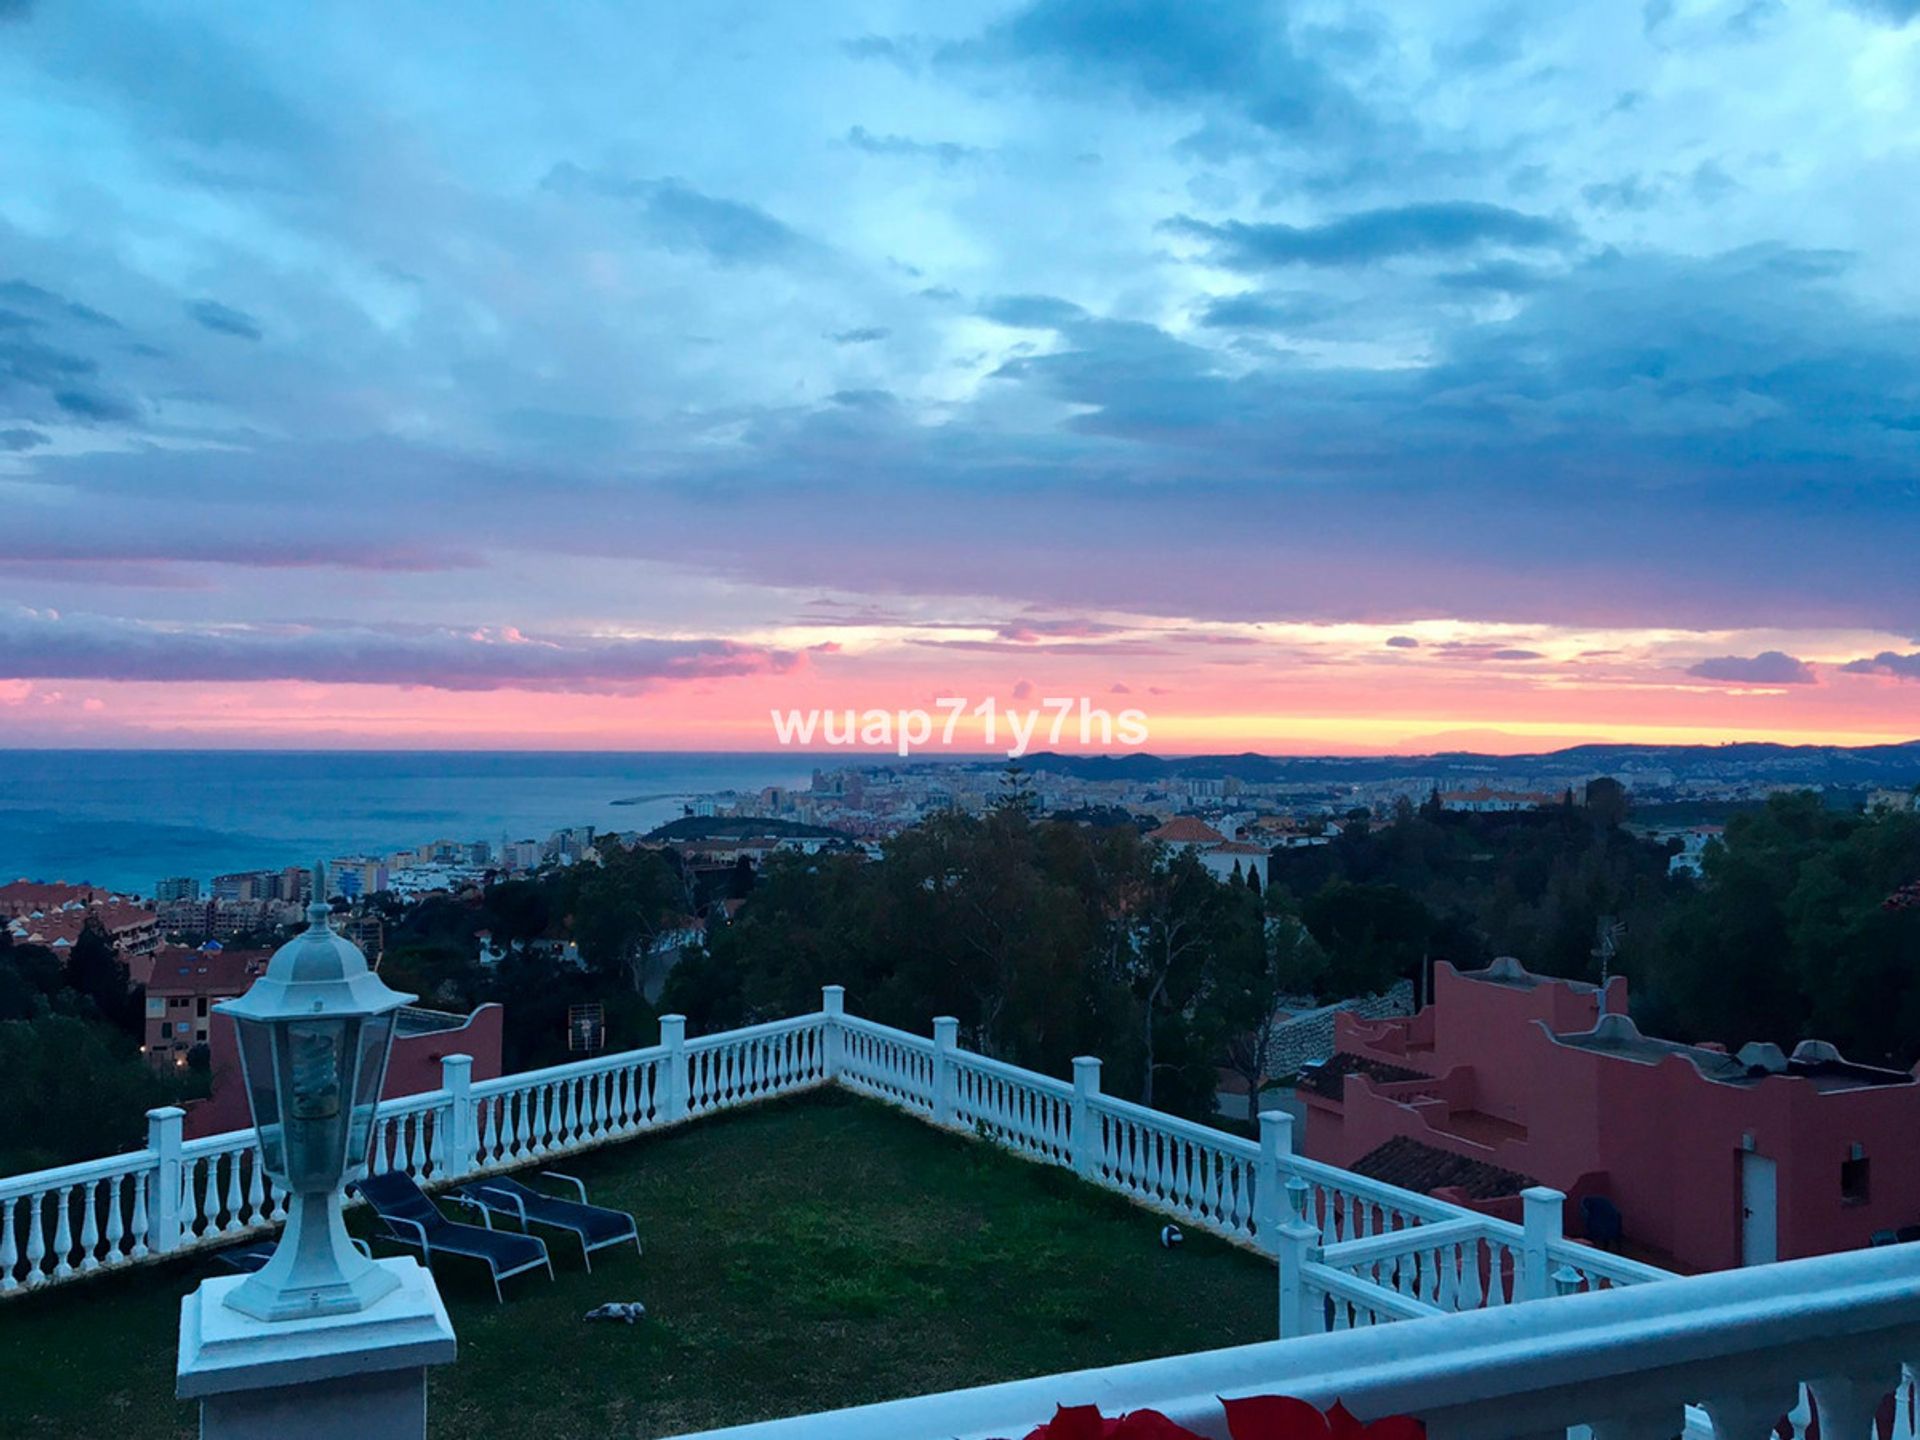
[1842,1156,1870,1205]
[159,1022,173,1039]
[196,997,209,1016]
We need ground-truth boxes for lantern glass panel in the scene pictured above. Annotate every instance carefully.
[282,1016,352,1189]
[347,1011,397,1177]
[232,1017,286,1183]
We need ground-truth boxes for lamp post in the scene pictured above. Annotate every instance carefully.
[215,863,415,1320]
[176,863,456,1440]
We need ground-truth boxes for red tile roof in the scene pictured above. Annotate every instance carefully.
[1351,1136,1537,1201]
[1148,817,1227,845]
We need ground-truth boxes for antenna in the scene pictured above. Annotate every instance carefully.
[1592,915,1626,985]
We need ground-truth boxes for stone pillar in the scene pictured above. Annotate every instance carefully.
[439,1054,474,1179]
[820,985,846,1080]
[146,1106,185,1256]
[932,1017,959,1126]
[1255,1110,1294,1257]
[178,1258,456,1440]
[1520,1186,1564,1301]
[659,1015,689,1122]
[1071,1057,1102,1180]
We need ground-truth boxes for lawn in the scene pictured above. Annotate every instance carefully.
[0,1090,1279,1439]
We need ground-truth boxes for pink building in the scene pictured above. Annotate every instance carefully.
[1302,957,1920,1273]
[183,1001,505,1139]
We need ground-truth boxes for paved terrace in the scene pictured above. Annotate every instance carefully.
[2,989,1916,1440]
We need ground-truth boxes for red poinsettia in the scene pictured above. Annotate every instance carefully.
[1004,1395,1426,1440]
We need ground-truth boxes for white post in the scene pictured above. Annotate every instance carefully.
[147,1106,185,1255]
[659,1014,689,1122]
[1276,1216,1321,1338]
[932,1016,959,1126]
[1522,1186,1565,1301]
[1071,1057,1102,1180]
[1255,1110,1294,1256]
[821,985,846,1080]
[439,1054,474,1179]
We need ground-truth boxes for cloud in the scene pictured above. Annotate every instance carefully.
[1165,203,1574,269]
[980,294,1088,328]
[542,164,809,266]
[0,610,801,694]
[1841,651,1920,680]
[1436,261,1548,294]
[1196,291,1344,330]
[1840,0,1920,21]
[0,280,117,327]
[1687,651,1818,685]
[0,427,49,450]
[188,299,264,340]
[846,126,982,168]
[53,388,139,422]
[1385,635,1420,649]
[831,327,890,344]
[942,0,1367,141]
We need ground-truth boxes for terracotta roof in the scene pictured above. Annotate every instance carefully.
[1148,817,1227,845]
[1299,1051,1426,1099]
[1211,841,1269,855]
[1351,1135,1537,1201]
[146,947,269,997]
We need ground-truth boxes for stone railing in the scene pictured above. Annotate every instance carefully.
[0,986,1671,1311]
[660,1241,1920,1440]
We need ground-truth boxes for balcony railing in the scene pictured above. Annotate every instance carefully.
[0,985,1664,1319]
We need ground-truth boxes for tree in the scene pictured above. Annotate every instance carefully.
[1301,881,1434,997]
[1212,908,1328,1104]
[1132,849,1243,1109]
[63,917,139,1036]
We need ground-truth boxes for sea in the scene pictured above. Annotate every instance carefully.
[0,751,838,896]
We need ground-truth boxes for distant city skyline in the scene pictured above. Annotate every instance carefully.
[2,2,1918,752]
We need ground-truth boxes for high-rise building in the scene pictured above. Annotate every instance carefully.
[155,876,200,904]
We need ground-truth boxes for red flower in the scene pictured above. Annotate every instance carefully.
[1011,1396,1425,1440]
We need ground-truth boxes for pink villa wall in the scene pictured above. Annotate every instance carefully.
[1305,962,1920,1273]
[183,1003,505,1140]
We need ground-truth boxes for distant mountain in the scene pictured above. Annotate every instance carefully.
[1008,741,1920,788]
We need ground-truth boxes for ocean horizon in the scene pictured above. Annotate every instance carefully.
[0,750,852,896]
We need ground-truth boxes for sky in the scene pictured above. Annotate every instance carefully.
[1,0,1918,754]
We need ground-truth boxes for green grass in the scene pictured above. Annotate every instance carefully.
[0,1091,1277,1439]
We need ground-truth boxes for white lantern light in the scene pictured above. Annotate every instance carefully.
[214,863,416,1321]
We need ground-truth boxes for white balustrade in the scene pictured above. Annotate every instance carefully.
[0,985,1670,1316]
[658,1242,1920,1440]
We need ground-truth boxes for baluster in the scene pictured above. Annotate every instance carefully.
[0,1196,17,1291]
[594,1071,612,1134]
[531,1084,550,1154]
[102,1176,125,1265]
[78,1181,102,1272]
[1486,1241,1509,1306]
[24,1192,46,1285]
[1701,1385,1801,1440]
[1460,1238,1485,1308]
[244,1152,266,1226]
[124,1172,148,1261]
[498,1092,518,1160]
[223,1151,244,1232]
[49,1185,74,1277]
[179,1157,205,1239]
